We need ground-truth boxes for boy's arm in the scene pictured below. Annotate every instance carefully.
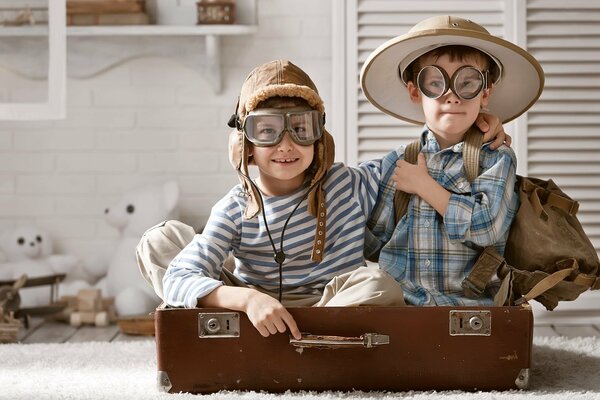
[394,149,518,246]
[444,149,518,246]
[356,152,402,249]
[197,286,301,340]
[394,153,451,215]
[163,203,301,340]
[162,207,237,308]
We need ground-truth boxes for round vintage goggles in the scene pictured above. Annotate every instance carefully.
[243,108,324,147]
[417,65,488,100]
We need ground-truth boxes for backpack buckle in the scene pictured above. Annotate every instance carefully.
[461,278,485,298]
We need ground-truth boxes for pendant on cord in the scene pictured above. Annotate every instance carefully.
[274,251,286,264]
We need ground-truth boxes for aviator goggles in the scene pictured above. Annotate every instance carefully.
[242,108,324,147]
[417,65,488,100]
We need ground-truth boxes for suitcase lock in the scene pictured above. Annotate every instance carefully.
[449,310,491,336]
[198,312,240,338]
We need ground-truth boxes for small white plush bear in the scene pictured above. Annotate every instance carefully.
[0,225,90,308]
[88,181,180,317]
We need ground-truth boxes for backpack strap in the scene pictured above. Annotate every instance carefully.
[393,140,422,224]
[462,126,483,182]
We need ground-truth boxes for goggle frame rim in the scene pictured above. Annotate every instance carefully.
[242,108,325,147]
[416,65,488,101]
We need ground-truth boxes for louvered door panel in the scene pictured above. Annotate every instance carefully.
[526,0,600,254]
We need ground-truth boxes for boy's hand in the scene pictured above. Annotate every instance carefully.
[394,153,429,195]
[475,113,512,150]
[245,291,301,340]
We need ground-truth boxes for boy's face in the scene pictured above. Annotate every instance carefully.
[407,53,493,147]
[247,103,316,196]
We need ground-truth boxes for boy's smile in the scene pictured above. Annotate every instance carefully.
[407,54,493,149]
[250,131,314,196]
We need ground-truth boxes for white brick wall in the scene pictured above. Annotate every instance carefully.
[0,0,332,259]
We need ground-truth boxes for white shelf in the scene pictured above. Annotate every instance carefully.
[0,24,257,37]
[0,24,257,93]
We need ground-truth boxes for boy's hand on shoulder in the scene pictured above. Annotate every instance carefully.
[476,113,512,150]
[394,153,429,195]
[244,290,301,340]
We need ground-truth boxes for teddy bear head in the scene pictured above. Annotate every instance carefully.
[0,225,53,261]
[104,181,180,237]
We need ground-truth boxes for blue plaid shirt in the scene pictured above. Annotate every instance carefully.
[366,127,519,306]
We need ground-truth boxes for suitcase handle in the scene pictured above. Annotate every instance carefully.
[289,333,389,349]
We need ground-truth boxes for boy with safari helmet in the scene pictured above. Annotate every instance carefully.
[361,16,544,306]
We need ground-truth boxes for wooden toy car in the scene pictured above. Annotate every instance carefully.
[61,288,116,327]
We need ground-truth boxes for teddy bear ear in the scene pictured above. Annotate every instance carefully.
[162,181,179,213]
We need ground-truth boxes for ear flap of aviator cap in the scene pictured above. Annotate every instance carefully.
[228,129,260,218]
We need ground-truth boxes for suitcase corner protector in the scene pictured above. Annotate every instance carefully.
[157,370,172,392]
[516,368,530,389]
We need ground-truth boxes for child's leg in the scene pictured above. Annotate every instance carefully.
[315,267,406,307]
[136,220,196,300]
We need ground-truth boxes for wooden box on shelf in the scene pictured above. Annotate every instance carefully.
[196,0,235,25]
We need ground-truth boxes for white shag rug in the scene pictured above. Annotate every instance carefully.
[1,336,600,400]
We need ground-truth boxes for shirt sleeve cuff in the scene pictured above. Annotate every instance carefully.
[444,193,475,241]
[185,279,224,308]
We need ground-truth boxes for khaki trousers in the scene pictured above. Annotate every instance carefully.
[136,220,405,308]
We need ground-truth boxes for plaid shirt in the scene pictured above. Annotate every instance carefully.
[366,127,519,306]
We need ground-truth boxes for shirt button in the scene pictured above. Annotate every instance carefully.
[458,182,465,189]
[423,220,430,227]
[424,259,431,267]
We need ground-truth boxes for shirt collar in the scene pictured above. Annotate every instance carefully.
[421,126,467,155]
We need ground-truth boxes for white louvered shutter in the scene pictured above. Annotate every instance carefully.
[526,0,600,257]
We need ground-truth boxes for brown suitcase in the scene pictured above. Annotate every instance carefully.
[155,304,533,393]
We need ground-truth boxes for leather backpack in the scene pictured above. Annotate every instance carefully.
[383,127,600,310]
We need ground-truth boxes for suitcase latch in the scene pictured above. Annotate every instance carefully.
[449,310,491,336]
[198,312,240,338]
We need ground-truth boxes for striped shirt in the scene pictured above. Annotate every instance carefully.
[366,127,519,306]
[163,162,382,308]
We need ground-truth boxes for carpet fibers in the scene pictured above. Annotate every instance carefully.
[1,336,600,399]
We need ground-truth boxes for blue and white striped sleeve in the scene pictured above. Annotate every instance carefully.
[444,146,518,246]
[353,159,383,219]
[162,202,240,308]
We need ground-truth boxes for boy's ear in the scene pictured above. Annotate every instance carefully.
[407,82,421,104]
[481,83,494,107]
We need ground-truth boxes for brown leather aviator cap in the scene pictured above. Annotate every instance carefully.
[228,60,335,262]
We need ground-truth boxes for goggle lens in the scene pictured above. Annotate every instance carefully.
[243,109,323,146]
[417,66,486,100]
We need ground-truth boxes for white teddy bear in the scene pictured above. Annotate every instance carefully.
[0,225,90,308]
[87,181,180,317]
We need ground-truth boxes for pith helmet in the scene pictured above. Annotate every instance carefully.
[361,15,544,124]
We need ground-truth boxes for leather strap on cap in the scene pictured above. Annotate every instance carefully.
[311,184,326,262]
